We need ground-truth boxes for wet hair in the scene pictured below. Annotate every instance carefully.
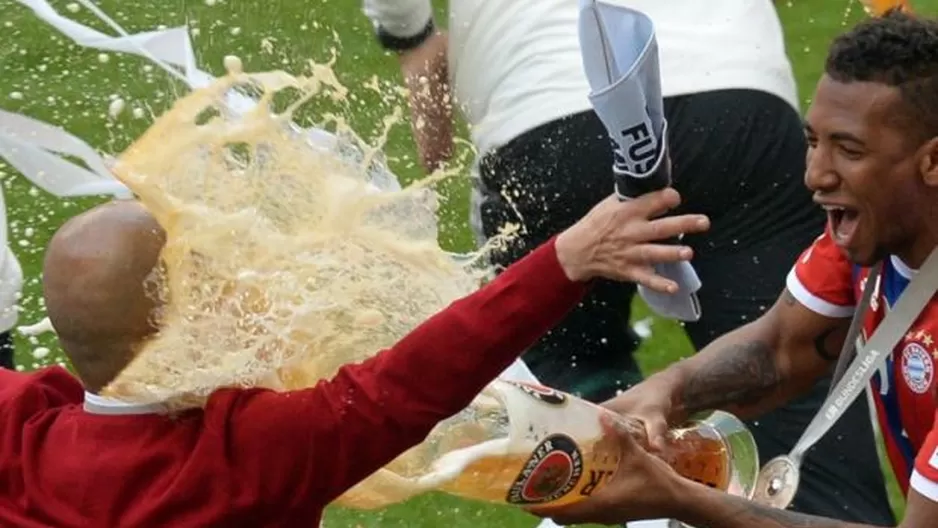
[825,9,938,138]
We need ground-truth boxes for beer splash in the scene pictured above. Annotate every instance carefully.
[96,56,561,510]
[96,57,757,511]
[102,57,494,407]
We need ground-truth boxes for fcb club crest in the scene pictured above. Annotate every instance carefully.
[901,341,935,394]
[506,434,584,505]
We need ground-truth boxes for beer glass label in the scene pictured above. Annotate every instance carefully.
[506,434,584,505]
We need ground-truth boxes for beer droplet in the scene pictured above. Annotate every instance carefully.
[223,55,243,75]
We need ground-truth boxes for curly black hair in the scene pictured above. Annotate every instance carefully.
[826,9,938,138]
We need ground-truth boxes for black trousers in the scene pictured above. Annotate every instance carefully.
[475,89,894,524]
[0,331,13,370]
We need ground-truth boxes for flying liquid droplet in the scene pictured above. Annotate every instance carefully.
[108,98,125,120]
[223,55,243,75]
[18,317,55,337]
[632,317,654,339]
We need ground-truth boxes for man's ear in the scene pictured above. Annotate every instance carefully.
[919,136,938,187]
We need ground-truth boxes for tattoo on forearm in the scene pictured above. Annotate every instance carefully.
[680,340,780,415]
[718,493,874,528]
[812,326,840,361]
[783,289,842,362]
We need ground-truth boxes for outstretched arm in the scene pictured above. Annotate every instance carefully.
[607,286,850,441]
[671,288,849,420]
[605,231,855,444]
[211,190,711,512]
[673,482,926,528]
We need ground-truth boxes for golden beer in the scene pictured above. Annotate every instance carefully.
[437,422,731,507]
[337,380,758,510]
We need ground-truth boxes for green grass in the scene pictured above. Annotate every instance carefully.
[1,0,934,526]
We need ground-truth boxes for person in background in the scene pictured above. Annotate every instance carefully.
[0,188,23,371]
[361,0,894,523]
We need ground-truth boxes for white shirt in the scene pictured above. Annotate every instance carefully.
[364,0,799,156]
[0,188,22,334]
[618,0,800,112]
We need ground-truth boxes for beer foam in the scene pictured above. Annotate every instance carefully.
[100,59,504,408]
[419,437,513,487]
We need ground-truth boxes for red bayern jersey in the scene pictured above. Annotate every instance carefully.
[787,228,938,502]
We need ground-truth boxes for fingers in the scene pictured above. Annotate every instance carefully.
[643,416,670,453]
[625,243,694,266]
[600,413,643,451]
[610,242,700,292]
[527,415,643,525]
[634,214,710,243]
[627,267,680,294]
[599,398,670,453]
[624,188,683,219]
[561,191,709,284]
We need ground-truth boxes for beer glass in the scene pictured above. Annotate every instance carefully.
[336,380,759,509]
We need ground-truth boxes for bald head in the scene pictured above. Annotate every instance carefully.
[43,200,166,393]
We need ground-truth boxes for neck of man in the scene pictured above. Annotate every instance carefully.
[61,338,134,395]
[898,211,938,269]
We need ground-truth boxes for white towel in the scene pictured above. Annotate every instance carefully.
[577,0,701,322]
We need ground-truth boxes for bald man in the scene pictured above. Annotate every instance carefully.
[0,191,708,527]
[42,202,167,393]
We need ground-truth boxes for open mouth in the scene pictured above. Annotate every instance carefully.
[824,205,859,246]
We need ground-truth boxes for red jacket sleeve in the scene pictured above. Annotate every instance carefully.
[206,236,589,512]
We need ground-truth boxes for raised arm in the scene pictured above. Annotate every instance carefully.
[212,189,711,511]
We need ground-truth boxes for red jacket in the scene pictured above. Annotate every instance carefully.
[0,238,588,527]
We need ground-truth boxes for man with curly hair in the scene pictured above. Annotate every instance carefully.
[361,1,894,524]
[535,10,938,528]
